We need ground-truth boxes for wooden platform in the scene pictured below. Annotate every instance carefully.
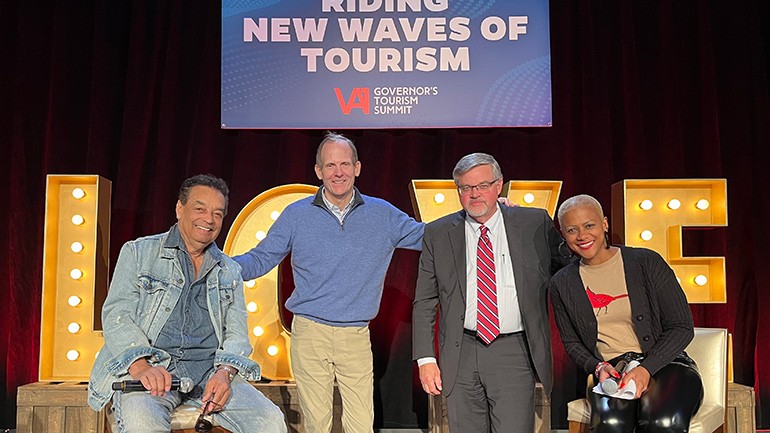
[16,381,342,433]
[17,382,103,433]
[17,381,757,433]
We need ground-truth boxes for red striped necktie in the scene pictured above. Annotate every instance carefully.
[476,225,500,345]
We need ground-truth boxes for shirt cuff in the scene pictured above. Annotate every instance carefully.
[417,357,437,367]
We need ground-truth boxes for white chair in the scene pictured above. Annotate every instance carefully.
[567,327,727,433]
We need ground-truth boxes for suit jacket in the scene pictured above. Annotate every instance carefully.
[412,204,565,396]
[549,245,694,377]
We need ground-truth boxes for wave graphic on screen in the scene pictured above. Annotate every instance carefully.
[475,56,552,127]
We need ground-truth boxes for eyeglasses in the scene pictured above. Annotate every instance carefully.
[195,400,221,433]
[457,179,500,196]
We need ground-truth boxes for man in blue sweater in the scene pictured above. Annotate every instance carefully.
[233,132,424,433]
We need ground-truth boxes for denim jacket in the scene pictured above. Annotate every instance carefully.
[88,228,260,410]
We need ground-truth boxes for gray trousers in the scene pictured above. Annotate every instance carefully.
[446,331,536,433]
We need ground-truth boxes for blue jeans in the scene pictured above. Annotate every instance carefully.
[111,376,287,433]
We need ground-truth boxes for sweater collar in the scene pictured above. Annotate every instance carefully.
[312,186,364,209]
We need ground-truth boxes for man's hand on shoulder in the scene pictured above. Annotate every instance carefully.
[128,358,173,396]
[497,197,517,207]
[419,362,443,396]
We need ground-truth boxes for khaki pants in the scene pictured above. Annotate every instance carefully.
[290,315,374,433]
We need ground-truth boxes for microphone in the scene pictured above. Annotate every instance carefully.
[600,360,627,395]
[112,377,194,393]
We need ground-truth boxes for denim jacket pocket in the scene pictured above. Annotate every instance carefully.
[219,287,235,305]
[136,275,172,323]
[215,276,237,318]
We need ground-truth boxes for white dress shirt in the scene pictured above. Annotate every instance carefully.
[463,205,523,334]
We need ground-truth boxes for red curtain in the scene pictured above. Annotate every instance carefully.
[1,0,769,429]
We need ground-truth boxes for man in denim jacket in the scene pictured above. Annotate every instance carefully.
[88,174,286,433]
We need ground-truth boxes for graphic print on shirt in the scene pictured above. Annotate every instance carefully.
[585,286,629,316]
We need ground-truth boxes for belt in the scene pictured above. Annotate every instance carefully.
[463,328,523,337]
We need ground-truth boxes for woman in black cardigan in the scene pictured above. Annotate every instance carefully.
[550,194,703,433]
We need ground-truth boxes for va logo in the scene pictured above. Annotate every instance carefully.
[334,87,370,115]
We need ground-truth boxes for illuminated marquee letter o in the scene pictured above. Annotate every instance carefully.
[224,184,317,380]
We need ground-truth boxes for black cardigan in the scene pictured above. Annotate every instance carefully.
[550,245,694,376]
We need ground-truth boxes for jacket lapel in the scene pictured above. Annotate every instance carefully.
[449,212,468,303]
[503,206,526,292]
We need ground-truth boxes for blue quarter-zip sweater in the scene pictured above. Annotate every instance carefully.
[233,188,424,326]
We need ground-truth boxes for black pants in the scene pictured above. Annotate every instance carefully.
[589,354,704,433]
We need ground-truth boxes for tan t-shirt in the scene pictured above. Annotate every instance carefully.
[579,249,642,360]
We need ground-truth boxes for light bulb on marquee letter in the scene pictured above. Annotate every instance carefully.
[70,268,83,280]
[433,193,445,204]
[267,345,279,356]
[247,302,258,313]
[66,350,80,361]
[71,188,86,199]
[253,326,265,337]
[694,275,708,286]
[71,214,85,225]
[640,230,653,241]
[667,199,681,210]
[68,295,82,307]
[523,193,535,204]
[696,199,710,210]
[68,322,81,334]
[70,242,84,253]
[640,200,653,211]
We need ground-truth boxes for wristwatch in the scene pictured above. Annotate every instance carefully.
[218,365,237,382]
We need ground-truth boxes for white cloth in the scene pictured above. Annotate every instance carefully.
[592,360,640,400]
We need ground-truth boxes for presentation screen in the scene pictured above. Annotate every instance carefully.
[221,0,552,129]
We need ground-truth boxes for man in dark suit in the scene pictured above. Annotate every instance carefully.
[412,153,566,433]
